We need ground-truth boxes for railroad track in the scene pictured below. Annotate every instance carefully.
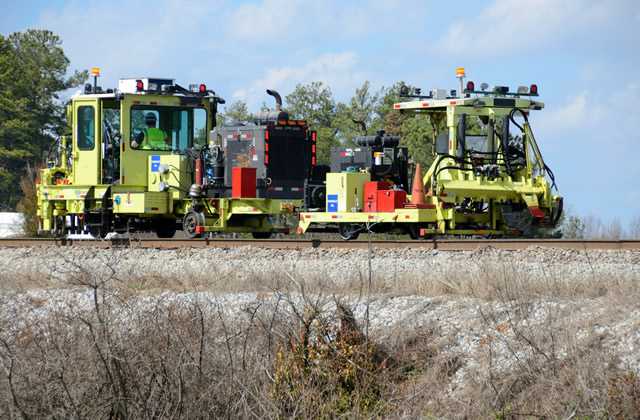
[0,237,639,251]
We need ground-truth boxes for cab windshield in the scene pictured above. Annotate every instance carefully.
[130,105,207,151]
[464,116,491,154]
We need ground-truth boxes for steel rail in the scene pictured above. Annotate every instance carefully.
[0,237,639,250]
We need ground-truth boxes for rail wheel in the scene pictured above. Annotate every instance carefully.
[155,218,177,238]
[183,211,204,239]
[406,224,420,240]
[338,223,361,241]
[52,215,66,238]
[251,232,273,239]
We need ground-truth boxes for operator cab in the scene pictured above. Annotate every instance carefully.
[68,69,221,188]
[394,70,550,183]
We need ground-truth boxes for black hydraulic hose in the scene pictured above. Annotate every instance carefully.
[511,107,558,190]
[509,107,528,131]
[435,165,475,179]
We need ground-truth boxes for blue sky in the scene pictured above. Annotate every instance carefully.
[3,0,640,225]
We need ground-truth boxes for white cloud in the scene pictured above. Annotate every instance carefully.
[38,0,222,88]
[537,92,590,133]
[232,52,368,108]
[435,0,618,56]
[536,83,639,144]
[225,0,429,44]
[226,0,301,42]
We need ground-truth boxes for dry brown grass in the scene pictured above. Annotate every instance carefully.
[1,250,639,418]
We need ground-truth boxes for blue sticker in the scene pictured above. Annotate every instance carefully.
[327,194,338,212]
[151,155,160,172]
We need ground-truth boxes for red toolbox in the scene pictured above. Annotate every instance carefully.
[364,181,390,212]
[232,167,256,198]
[376,189,407,212]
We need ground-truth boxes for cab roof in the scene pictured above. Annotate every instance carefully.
[393,95,544,111]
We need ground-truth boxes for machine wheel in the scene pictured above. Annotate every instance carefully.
[155,219,177,238]
[406,224,420,240]
[251,232,273,239]
[87,224,108,239]
[338,223,361,241]
[52,216,66,238]
[183,211,204,239]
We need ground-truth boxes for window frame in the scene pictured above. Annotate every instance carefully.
[129,105,208,152]
[77,105,96,151]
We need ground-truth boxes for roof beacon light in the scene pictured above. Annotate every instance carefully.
[465,81,475,93]
[199,83,207,93]
[517,85,529,95]
[480,82,489,91]
[135,79,144,92]
[455,67,466,98]
[91,67,101,92]
[530,84,539,96]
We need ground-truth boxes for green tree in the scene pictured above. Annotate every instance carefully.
[377,82,411,136]
[221,100,252,125]
[0,29,87,209]
[374,82,441,169]
[285,82,339,164]
[400,115,436,169]
[332,81,384,145]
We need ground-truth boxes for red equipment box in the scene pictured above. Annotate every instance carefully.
[364,181,390,212]
[232,167,256,198]
[376,189,407,212]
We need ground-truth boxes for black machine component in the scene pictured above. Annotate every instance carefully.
[303,165,329,210]
[330,130,409,189]
[201,145,226,196]
[200,89,316,200]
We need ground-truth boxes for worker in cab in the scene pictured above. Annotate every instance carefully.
[131,113,169,150]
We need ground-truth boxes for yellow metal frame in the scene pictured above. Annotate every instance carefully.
[297,93,561,238]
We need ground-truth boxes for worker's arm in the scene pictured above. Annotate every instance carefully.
[131,131,146,149]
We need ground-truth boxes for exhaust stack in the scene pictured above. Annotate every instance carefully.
[259,89,288,122]
[266,89,282,112]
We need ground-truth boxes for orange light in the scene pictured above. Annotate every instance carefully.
[91,67,101,77]
[455,67,465,78]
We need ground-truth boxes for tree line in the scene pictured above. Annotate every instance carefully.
[0,29,438,211]
[0,30,87,210]
[220,80,438,168]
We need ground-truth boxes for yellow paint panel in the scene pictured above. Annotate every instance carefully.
[112,192,168,214]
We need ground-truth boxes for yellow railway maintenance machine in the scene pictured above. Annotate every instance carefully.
[37,69,301,238]
[298,69,563,240]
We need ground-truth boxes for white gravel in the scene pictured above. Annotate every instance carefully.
[1,245,639,392]
[1,245,639,287]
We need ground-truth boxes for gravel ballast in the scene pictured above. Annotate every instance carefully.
[1,245,639,403]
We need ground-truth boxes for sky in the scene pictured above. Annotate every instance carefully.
[2,0,640,225]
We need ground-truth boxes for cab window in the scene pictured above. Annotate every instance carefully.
[77,106,95,150]
[130,106,207,151]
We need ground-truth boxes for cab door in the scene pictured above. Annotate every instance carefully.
[73,99,101,185]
